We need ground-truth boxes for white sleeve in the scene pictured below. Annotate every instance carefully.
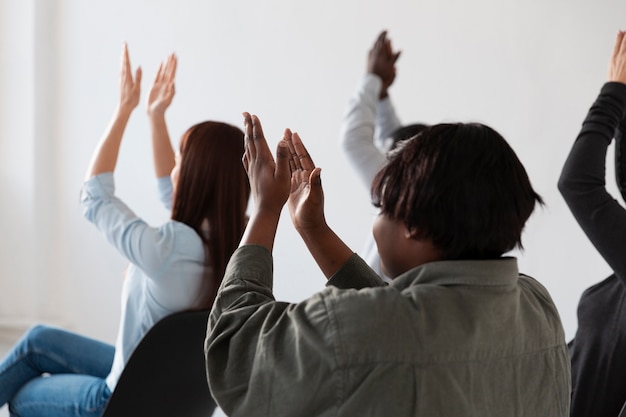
[339,74,389,191]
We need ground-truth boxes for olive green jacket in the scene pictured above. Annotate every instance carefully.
[206,244,570,416]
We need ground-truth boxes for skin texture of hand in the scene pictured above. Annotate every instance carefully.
[147,53,177,178]
[147,53,177,116]
[85,43,141,179]
[119,43,142,113]
[286,131,325,234]
[367,30,400,99]
[239,113,291,251]
[609,31,626,84]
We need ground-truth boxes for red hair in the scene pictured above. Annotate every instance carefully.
[171,121,250,309]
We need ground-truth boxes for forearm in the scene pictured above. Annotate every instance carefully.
[148,112,175,178]
[85,106,133,179]
[559,82,626,279]
[240,209,282,252]
[297,223,354,279]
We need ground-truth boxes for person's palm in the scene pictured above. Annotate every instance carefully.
[147,78,174,115]
[288,167,324,233]
[147,54,176,116]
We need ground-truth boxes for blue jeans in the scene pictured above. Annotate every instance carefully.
[0,325,115,417]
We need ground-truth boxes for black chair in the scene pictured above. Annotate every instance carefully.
[102,309,216,417]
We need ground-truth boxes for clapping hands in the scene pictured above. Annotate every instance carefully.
[241,113,326,237]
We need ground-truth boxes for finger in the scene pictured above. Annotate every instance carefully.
[291,132,315,170]
[153,62,163,84]
[135,66,142,87]
[243,112,256,160]
[275,140,291,182]
[377,30,387,44]
[613,31,625,61]
[282,129,297,172]
[284,129,301,171]
[393,50,401,64]
[310,167,322,188]
[242,152,249,173]
[251,115,273,160]
[308,168,324,203]
[164,53,175,81]
[170,54,178,80]
[123,43,132,80]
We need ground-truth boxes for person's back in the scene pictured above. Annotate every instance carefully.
[320,262,568,415]
[207,115,570,416]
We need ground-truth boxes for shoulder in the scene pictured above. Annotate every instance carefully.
[155,220,205,260]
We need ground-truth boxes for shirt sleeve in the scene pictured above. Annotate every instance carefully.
[205,244,339,416]
[157,175,173,211]
[375,96,402,152]
[339,73,391,191]
[558,82,626,283]
[326,253,387,289]
[81,173,178,279]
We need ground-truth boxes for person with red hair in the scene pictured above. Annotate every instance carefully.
[0,44,249,417]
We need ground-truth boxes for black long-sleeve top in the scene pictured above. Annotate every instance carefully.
[558,82,626,417]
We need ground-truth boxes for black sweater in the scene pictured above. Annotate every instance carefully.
[558,82,626,417]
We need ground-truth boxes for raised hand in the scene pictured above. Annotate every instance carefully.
[239,113,291,251]
[285,132,354,279]
[147,53,177,116]
[119,43,142,112]
[286,131,325,234]
[609,31,626,84]
[367,30,401,99]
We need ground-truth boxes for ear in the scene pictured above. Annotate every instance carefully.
[404,226,419,239]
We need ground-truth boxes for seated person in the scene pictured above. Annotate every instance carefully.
[340,30,428,280]
[205,113,570,416]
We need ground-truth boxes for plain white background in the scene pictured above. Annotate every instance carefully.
[2,1,626,415]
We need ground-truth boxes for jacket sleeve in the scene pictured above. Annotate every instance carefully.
[81,172,185,279]
[205,245,387,416]
[558,82,626,282]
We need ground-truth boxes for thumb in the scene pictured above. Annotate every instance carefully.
[308,168,323,202]
[275,140,291,182]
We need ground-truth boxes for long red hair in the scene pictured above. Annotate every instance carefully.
[171,121,250,309]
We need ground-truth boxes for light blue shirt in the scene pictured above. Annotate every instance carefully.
[81,173,207,391]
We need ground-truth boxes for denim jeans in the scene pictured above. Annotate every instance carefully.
[0,325,115,417]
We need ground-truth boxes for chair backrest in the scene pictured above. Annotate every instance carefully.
[102,309,216,417]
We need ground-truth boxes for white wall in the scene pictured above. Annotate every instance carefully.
[1,0,625,406]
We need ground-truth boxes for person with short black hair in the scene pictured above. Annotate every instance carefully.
[205,110,570,416]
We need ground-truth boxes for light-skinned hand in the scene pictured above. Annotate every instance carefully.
[147,53,177,116]
[119,43,142,112]
[609,31,626,84]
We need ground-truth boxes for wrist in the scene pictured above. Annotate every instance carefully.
[116,104,135,119]
[147,107,167,118]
